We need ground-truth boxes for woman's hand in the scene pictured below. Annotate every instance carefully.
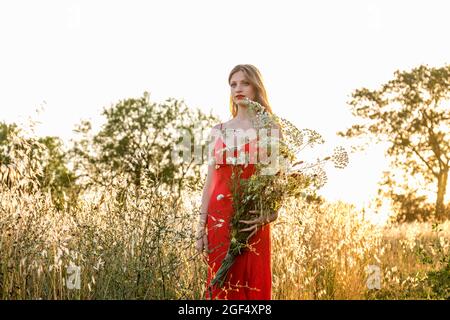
[239,210,278,241]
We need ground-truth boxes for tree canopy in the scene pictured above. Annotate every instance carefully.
[338,64,450,220]
[71,91,220,199]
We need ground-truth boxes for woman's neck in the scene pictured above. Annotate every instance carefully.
[234,104,256,122]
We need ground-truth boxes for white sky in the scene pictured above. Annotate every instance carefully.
[0,0,449,211]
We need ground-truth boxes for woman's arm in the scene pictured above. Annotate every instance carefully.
[197,124,221,236]
[197,163,214,234]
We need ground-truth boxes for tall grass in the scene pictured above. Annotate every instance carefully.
[1,133,448,299]
[1,178,448,299]
[271,199,383,299]
[1,175,205,299]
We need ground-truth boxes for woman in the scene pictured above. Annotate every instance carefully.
[195,64,280,300]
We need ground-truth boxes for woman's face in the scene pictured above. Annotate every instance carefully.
[229,70,256,106]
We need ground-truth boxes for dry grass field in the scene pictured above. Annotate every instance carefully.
[1,178,448,300]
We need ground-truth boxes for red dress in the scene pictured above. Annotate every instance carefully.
[204,123,272,300]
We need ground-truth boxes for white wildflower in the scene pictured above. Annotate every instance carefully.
[217,194,224,201]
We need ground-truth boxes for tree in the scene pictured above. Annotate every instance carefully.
[377,169,436,223]
[0,122,20,165]
[0,121,46,192]
[338,64,450,220]
[35,136,78,209]
[0,121,77,208]
[71,91,219,198]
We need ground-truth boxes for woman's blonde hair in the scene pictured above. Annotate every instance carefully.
[228,64,273,118]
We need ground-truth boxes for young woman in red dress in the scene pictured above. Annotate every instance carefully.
[195,64,280,300]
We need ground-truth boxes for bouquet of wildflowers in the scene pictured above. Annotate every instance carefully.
[209,98,349,291]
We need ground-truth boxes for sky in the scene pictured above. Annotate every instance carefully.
[0,0,449,219]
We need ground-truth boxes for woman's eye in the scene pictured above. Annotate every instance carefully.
[231,82,249,87]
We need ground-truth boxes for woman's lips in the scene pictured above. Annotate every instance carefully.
[236,95,245,99]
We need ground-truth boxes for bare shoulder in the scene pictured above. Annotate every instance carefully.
[211,123,223,131]
[208,123,223,139]
[221,119,234,128]
[217,120,241,131]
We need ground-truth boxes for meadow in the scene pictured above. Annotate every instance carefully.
[1,175,448,300]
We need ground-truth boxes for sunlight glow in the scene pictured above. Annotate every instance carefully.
[0,0,449,212]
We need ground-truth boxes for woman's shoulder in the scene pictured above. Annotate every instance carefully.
[208,123,224,140]
[219,119,234,128]
[220,119,252,130]
[211,120,235,131]
[211,123,223,132]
